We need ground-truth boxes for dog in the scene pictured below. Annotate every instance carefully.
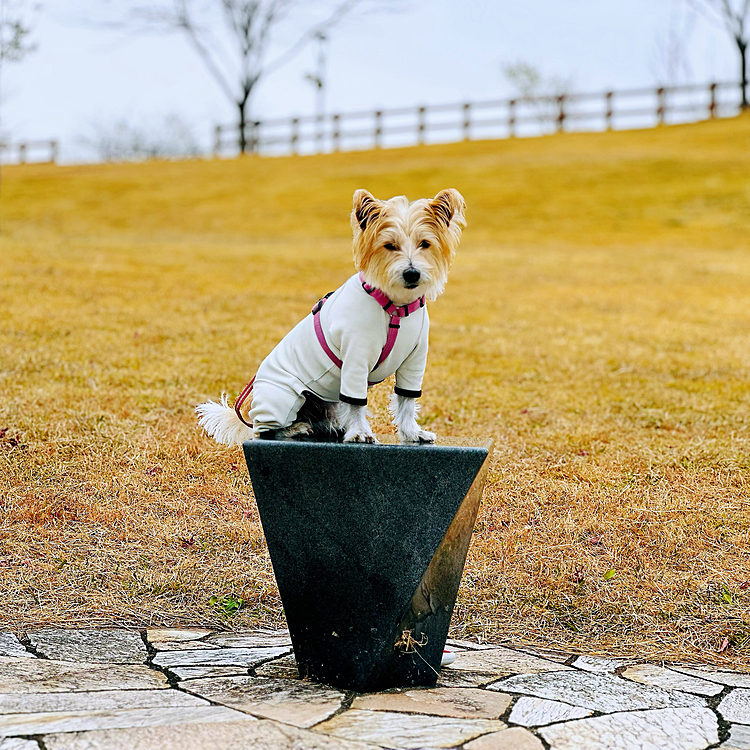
[196,188,466,445]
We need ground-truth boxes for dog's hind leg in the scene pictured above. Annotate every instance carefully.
[258,392,341,441]
[277,421,314,438]
[337,402,377,443]
[292,391,342,439]
[389,393,436,443]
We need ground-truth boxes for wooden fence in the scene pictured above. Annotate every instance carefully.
[214,80,744,157]
[0,140,59,164]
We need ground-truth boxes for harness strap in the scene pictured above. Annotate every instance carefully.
[313,302,343,369]
[376,315,401,369]
[234,280,425,424]
[359,273,426,317]
[234,376,255,428]
[313,279,424,376]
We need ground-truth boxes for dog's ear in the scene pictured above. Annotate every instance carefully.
[352,189,382,232]
[429,188,466,228]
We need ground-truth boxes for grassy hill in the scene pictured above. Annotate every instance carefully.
[10,115,750,246]
[2,115,750,663]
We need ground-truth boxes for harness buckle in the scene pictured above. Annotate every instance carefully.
[312,291,334,315]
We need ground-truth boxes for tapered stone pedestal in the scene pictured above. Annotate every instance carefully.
[242,436,493,693]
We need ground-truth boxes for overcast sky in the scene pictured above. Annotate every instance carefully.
[2,0,741,161]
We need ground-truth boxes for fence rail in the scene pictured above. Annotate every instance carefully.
[214,81,744,158]
[0,140,58,164]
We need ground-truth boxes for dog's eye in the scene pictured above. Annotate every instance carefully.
[384,243,398,251]
[418,240,431,249]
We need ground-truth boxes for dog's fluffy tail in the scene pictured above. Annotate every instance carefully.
[196,393,254,445]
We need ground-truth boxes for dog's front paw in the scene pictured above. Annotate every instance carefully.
[398,424,436,443]
[343,429,378,444]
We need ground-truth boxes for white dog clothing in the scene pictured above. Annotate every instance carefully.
[249,273,429,431]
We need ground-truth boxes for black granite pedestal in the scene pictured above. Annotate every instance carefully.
[242,435,493,693]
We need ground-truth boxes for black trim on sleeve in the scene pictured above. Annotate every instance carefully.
[339,393,368,406]
[394,387,422,399]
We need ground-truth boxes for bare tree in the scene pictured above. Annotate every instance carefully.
[651,4,696,85]
[502,61,574,132]
[0,0,37,122]
[79,114,202,163]
[114,0,362,154]
[690,0,749,107]
[0,0,35,62]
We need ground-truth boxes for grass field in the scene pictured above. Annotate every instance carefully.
[2,115,750,666]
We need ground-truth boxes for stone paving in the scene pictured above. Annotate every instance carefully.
[0,628,748,749]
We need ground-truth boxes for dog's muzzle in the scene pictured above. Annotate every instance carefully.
[402,267,421,288]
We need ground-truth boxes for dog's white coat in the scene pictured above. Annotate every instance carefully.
[250,273,428,429]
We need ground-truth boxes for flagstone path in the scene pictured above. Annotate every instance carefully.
[0,627,748,749]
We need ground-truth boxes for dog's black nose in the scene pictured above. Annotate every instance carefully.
[403,268,421,286]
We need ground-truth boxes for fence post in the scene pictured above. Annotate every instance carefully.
[18,142,26,164]
[509,99,516,137]
[316,114,324,154]
[709,82,717,119]
[557,95,566,133]
[50,140,59,164]
[213,126,222,157]
[657,87,666,125]
[605,91,614,130]
[374,110,382,149]
[290,118,299,155]
[251,121,260,154]
[462,103,471,141]
[332,114,341,152]
[417,106,426,145]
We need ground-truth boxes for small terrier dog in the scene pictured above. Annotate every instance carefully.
[196,188,466,444]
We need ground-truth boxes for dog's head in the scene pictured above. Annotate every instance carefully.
[351,188,466,305]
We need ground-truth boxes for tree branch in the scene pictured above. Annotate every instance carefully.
[178,13,237,103]
[264,0,358,75]
[691,0,745,35]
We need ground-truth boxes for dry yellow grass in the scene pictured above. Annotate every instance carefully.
[2,115,750,666]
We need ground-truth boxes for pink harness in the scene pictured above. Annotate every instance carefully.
[234,275,425,428]
[313,273,425,376]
